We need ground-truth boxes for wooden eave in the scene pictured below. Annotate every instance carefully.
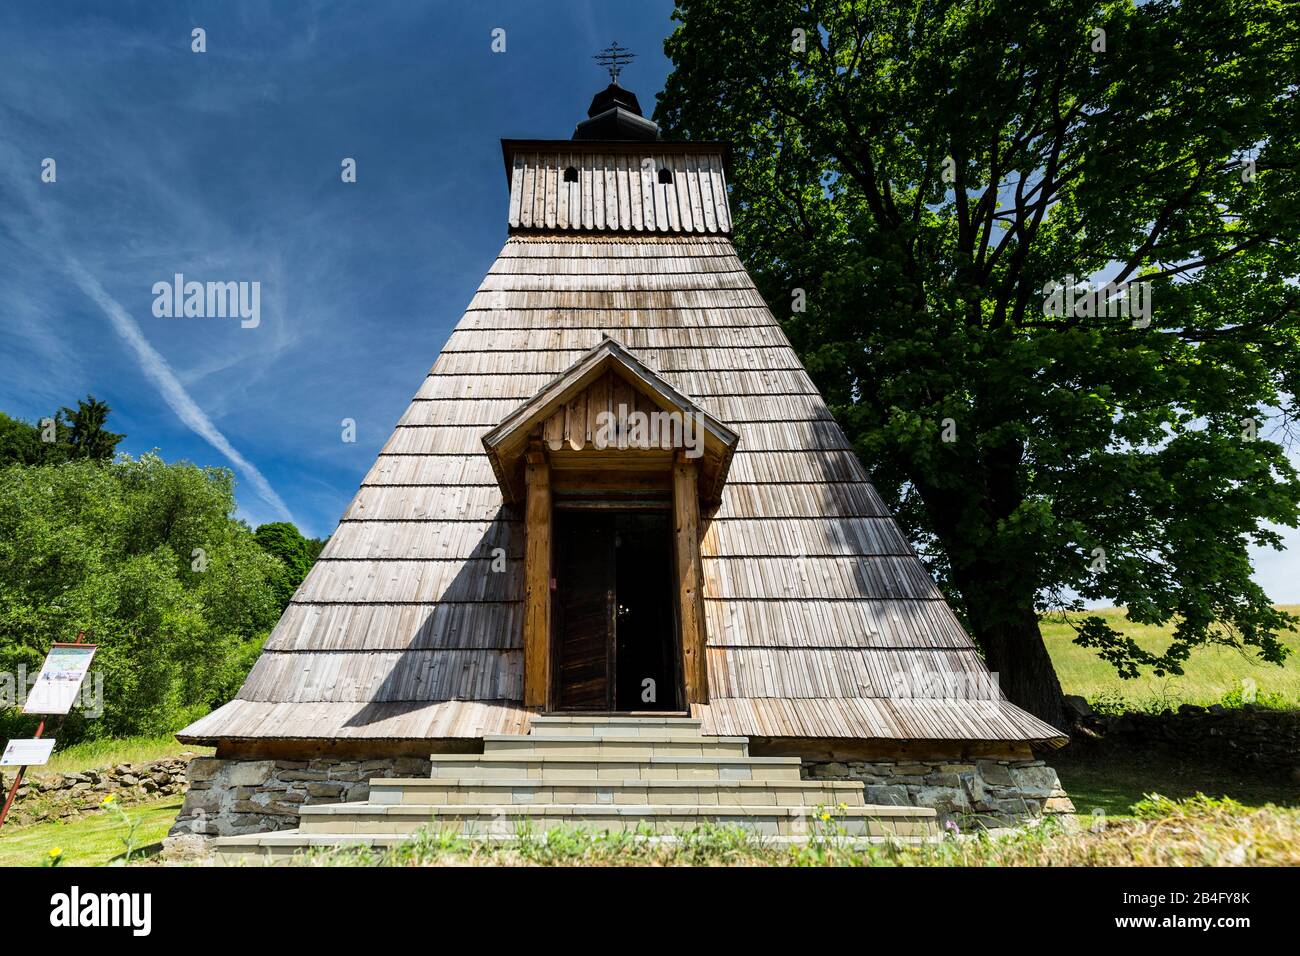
[482,337,739,506]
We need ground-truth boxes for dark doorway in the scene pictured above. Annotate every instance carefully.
[552,509,681,712]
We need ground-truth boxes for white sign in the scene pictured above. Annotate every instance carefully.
[1,737,56,767]
[23,643,97,715]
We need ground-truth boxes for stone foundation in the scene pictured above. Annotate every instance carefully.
[803,758,1075,826]
[166,755,430,842]
[166,746,1072,847]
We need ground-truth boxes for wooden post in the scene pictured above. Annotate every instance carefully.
[523,441,552,708]
[673,450,708,705]
[0,716,44,832]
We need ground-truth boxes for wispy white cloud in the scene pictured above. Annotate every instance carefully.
[0,134,296,524]
[61,255,297,523]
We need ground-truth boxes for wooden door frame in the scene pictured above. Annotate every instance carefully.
[522,440,552,707]
[523,442,706,712]
[546,503,686,714]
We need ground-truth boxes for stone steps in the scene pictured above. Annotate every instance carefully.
[429,753,805,782]
[210,715,939,863]
[368,776,868,808]
[290,802,935,838]
[528,715,702,737]
[481,733,751,758]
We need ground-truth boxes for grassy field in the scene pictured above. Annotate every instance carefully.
[0,797,181,867]
[1041,604,1300,710]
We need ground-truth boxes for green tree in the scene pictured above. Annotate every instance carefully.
[0,454,280,740]
[254,522,311,578]
[61,395,124,462]
[658,0,1300,725]
[0,412,45,465]
[253,521,325,608]
[0,396,124,465]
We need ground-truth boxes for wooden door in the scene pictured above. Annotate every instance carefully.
[552,511,615,710]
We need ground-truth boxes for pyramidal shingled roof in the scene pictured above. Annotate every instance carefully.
[180,137,1063,749]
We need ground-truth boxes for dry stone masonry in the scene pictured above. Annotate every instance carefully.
[170,743,1073,851]
[3,757,189,828]
[196,717,942,861]
[804,757,1075,826]
[168,756,430,841]
[1070,700,1300,780]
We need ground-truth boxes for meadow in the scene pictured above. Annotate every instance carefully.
[1041,605,1300,711]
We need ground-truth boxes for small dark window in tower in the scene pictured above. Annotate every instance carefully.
[564,166,579,183]
[657,167,673,184]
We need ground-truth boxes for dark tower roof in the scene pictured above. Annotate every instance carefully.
[573,82,661,142]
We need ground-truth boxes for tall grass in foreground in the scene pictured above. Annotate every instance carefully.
[289,796,1299,867]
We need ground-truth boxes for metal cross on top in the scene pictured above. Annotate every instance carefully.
[593,41,636,84]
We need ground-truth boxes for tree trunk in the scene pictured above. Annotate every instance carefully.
[967,600,1066,730]
[915,455,1067,730]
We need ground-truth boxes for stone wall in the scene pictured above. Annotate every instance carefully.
[167,755,430,841]
[1069,700,1300,779]
[803,757,1074,826]
[3,757,189,828]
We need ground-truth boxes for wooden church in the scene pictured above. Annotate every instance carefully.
[176,64,1068,855]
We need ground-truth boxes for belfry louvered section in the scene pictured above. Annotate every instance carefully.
[505,143,732,234]
[178,232,1064,748]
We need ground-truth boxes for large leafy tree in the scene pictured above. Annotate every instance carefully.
[0,454,281,739]
[658,0,1300,725]
[0,412,47,465]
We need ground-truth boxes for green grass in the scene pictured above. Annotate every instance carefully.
[1052,746,1300,818]
[1042,605,1300,818]
[1042,604,1300,711]
[0,797,181,867]
[34,735,211,778]
[283,796,1300,867]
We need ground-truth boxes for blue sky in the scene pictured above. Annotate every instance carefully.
[0,0,678,536]
[1,1,1296,600]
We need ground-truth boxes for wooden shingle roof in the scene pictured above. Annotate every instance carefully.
[178,232,1064,748]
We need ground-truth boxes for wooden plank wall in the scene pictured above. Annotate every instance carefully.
[509,151,731,234]
[673,451,708,704]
